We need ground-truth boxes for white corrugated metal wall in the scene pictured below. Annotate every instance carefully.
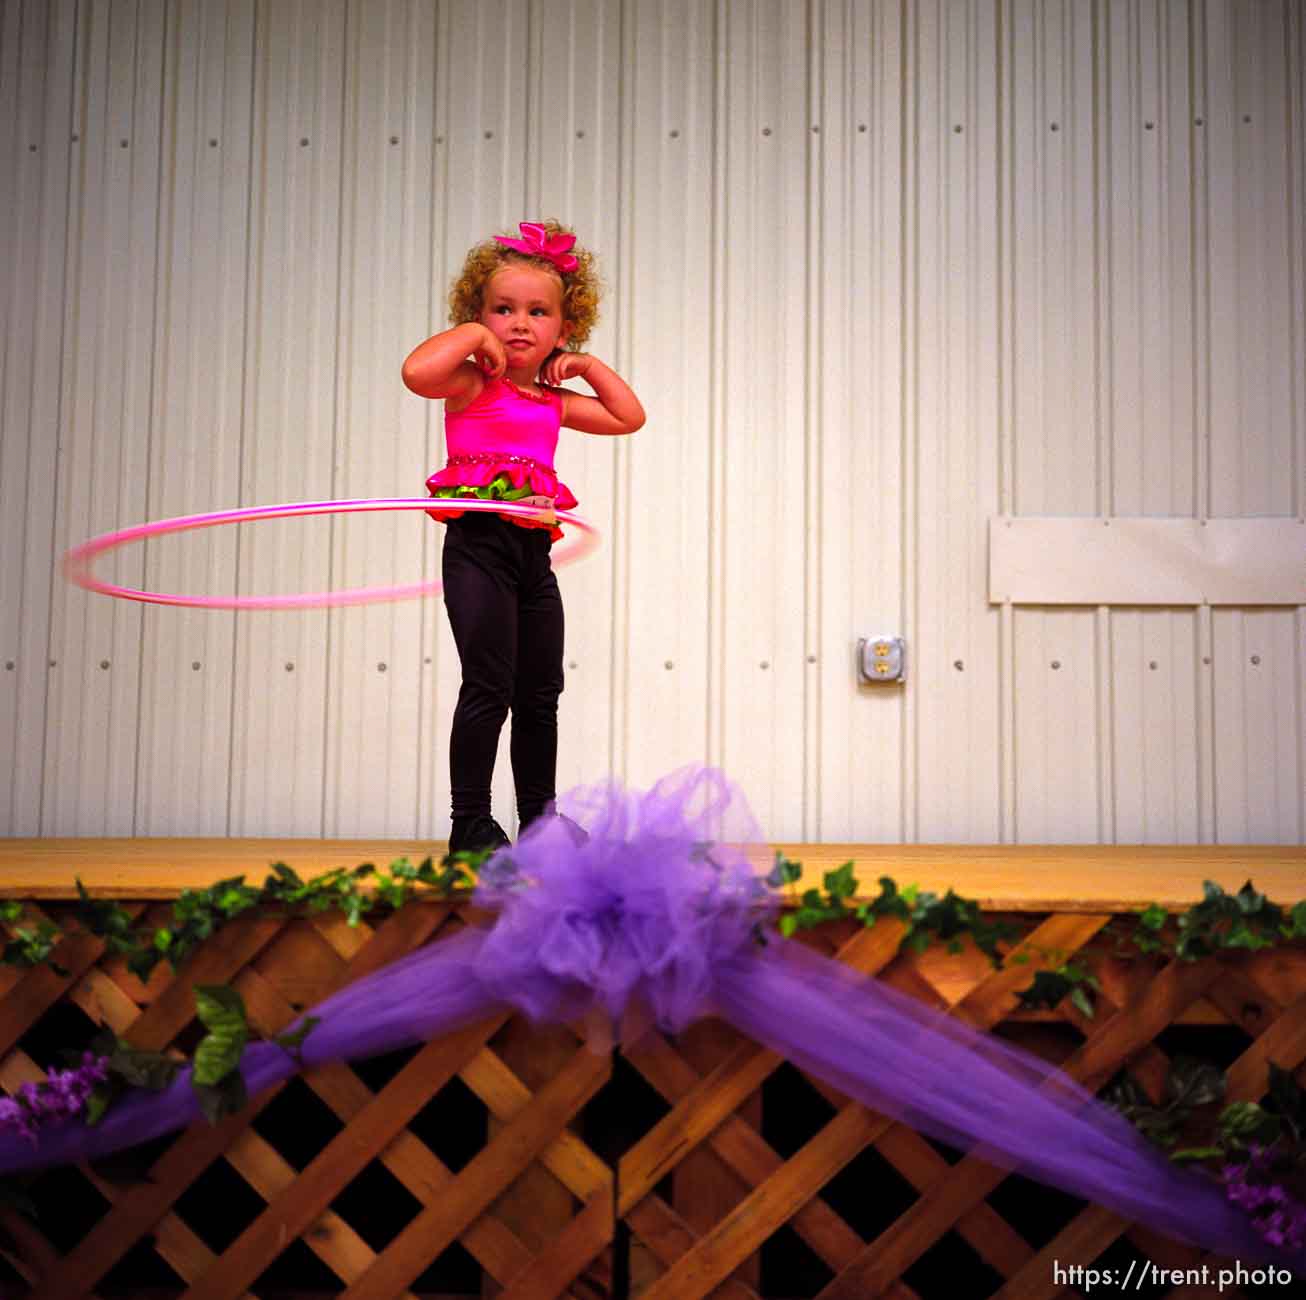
[2,0,1302,844]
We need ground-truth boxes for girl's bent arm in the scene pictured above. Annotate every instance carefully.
[555,356,645,435]
[402,323,496,399]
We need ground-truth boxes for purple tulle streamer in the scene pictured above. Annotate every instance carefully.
[1,765,1301,1275]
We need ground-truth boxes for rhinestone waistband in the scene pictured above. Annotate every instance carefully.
[446,452,549,471]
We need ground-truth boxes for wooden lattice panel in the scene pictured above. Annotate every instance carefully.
[0,900,1302,1299]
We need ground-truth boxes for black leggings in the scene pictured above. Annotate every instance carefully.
[441,512,564,825]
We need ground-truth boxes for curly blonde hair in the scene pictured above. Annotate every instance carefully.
[447,220,601,349]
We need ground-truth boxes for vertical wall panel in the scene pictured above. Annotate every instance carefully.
[324,0,433,837]
[717,0,808,839]
[228,0,346,834]
[1006,0,1100,841]
[814,0,907,842]
[912,0,1004,842]
[3,0,1302,846]
[1,0,77,834]
[535,0,625,807]
[44,0,166,834]
[620,0,715,787]
[413,0,451,841]
[135,0,254,834]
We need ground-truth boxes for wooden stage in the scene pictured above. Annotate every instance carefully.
[2,838,1304,911]
[0,838,1303,1298]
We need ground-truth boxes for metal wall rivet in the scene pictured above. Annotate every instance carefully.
[49,660,57,668]
[953,124,963,133]
[192,661,201,670]
[377,663,387,672]
[762,127,772,136]
[1243,115,1252,123]
[664,659,674,669]
[285,662,295,672]
[576,130,585,139]
[1145,121,1154,130]
[807,654,817,663]
[1051,660,1061,670]
[300,137,309,146]
[858,124,867,133]
[100,660,110,669]
[436,135,444,144]
[484,130,494,139]
[670,129,679,138]
[71,133,79,142]
[120,139,129,148]
[760,660,769,670]
[811,124,820,133]
[424,656,432,664]
[1203,656,1212,665]
[1251,655,1261,665]
[209,139,218,147]
[568,660,578,670]
[389,135,399,144]
[5,662,13,670]
[1195,117,1204,126]
[29,144,37,152]
[1149,661,1158,670]
[954,660,965,671]
[1050,123,1060,131]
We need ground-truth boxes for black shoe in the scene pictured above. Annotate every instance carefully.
[519,811,589,846]
[448,814,511,855]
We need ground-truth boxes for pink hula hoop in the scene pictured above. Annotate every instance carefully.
[62,498,600,611]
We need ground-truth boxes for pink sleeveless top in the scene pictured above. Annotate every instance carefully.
[425,377,578,541]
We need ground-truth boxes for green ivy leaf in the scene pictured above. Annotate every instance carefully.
[107,1041,182,1091]
[1138,903,1168,932]
[272,1015,320,1064]
[1171,1146,1226,1162]
[126,945,164,983]
[1235,880,1269,916]
[1219,1101,1279,1148]
[823,862,859,902]
[765,854,802,889]
[1102,1072,1153,1114]
[1015,969,1075,1010]
[1266,1061,1306,1139]
[192,1070,249,1126]
[84,1081,115,1127]
[1164,1058,1226,1111]
[1069,986,1096,1019]
[191,985,249,1087]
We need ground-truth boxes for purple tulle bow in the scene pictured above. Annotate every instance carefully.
[0,765,1301,1278]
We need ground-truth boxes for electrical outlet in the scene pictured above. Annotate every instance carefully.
[857,636,906,684]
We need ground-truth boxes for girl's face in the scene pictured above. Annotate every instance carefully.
[480,263,571,377]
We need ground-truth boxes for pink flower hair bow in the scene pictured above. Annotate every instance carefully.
[494,222,579,274]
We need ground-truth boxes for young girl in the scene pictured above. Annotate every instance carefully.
[402,221,644,855]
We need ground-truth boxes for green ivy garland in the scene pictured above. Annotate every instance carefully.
[0,852,1302,1136]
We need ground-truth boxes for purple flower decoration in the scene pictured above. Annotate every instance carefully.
[1221,1146,1306,1253]
[0,1053,111,1146]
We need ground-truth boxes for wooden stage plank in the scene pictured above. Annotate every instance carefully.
[0,837,1302,911]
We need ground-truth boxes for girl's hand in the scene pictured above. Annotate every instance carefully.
[540,350,594,387]
[473,331,507,379]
